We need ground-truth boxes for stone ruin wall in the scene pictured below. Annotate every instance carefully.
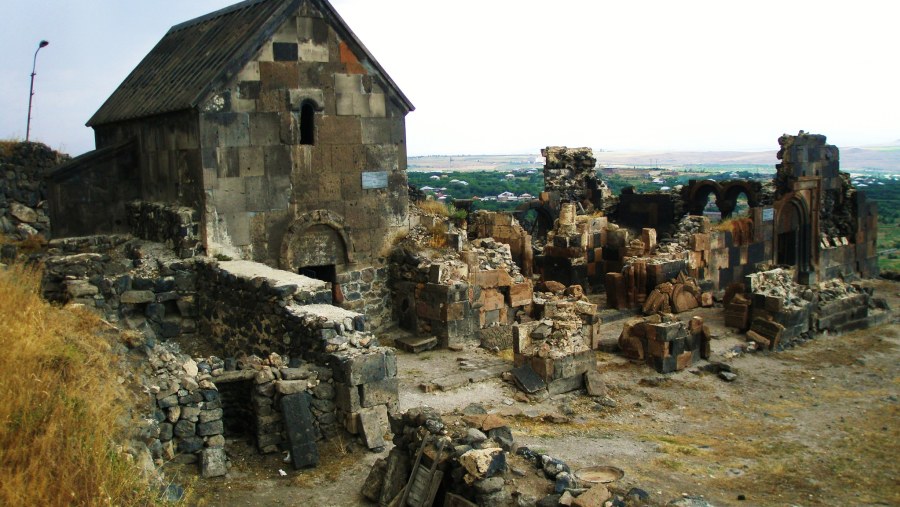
[0,142,62,240]
[390,212,534,350]
[38,235,398,475]
[126,201,203,259]
[542,146,616,215]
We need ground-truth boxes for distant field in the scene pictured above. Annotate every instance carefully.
[408,154,541,173]
[409,146,900,173]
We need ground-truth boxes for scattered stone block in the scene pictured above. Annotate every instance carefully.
[583,370,606,397]
[394,335,438,353]
[459,448,506,480]
[358,405,389,449]
[200,447,228,478]
[572,484,611,507]
[511,364,546,394]
[281,393,319,469]
[359,377,399,408]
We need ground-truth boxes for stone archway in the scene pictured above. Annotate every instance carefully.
[776,197,811,272]
[683,179,762,219]
[280,210,354,273]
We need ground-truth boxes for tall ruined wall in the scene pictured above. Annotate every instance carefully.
[198,5,409,269]
[775,132,878,280]
[0,142,64,239]
[543,147,597,205]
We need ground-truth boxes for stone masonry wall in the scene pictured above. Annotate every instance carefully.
[542,146,597,205]
[40,237,398,472]
[336,264,392,331]
[198,5,409,267]
[126,201,203,259]
[0,142,65,239]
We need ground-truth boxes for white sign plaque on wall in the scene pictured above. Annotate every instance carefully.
[361,171,388,189]
[762,207,775,221]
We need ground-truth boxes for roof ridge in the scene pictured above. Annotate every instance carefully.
[168,0,276,33]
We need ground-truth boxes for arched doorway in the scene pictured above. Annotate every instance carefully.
[776,199,811,272]
[280,211,354,283]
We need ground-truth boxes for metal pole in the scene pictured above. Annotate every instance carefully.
[26,40,49,143]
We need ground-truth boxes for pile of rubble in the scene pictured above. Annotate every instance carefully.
[642,273,712,315]
[660,215,708,254]
[468,211,533,277]
[511,283,600,395]
[748,268,807,310]
[390,211,533,349]
[141,339,395,478]
[362,407,627,507]
[619,314,711,374]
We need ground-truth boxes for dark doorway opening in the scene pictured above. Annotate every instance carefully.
[299,264,336,284]
[776,200,811,273]
[217,379,255,443]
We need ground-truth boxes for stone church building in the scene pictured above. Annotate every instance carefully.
[49,0,413,323]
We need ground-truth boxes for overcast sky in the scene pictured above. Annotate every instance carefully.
[1,0,898,157]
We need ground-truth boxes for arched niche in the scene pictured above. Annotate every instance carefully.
[280,210,354,275]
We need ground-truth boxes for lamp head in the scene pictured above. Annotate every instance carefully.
[39,40,49,48]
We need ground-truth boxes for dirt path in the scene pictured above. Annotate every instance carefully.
[191,280,900,506]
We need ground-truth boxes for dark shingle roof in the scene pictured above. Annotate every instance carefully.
[88,0,413,127]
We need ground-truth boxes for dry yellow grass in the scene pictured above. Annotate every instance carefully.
[0,264,177,506]
[426,222,448,249]
[416,200,450,217]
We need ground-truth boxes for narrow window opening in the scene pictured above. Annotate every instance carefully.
[300,101,316,145]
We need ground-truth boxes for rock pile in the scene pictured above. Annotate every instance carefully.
[0,141,65,240]
[390,214,534,349]
[364,407,642,506]
[642,273,712,315]
[748,268,806,310]
[511,285,599,394]
[618,314,710,373]
[468,211,534,277]
[142,340,351,476]
[41,236,201,343]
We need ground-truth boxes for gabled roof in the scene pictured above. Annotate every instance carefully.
[88,0,413,127]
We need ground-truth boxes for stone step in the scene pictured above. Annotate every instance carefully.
[395,336,439,354]
[429,363,512,392]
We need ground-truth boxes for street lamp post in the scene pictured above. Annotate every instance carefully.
[26,40,49,143]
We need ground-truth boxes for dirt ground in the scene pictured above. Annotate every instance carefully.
[188,279,900,506]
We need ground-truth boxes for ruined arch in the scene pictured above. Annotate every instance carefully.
[513,200,557,239]
[683,179,762,219]
[684,180,723,217]
[280,210,354,272]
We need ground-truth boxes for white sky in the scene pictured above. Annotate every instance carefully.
[1,0,898,157]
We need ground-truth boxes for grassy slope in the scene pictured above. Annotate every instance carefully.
[0,264,170,506]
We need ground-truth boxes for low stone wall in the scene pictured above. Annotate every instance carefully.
[194,259,398,449]
[126,201,202,258]
[39,237,398,471]
[41,236,200,343]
